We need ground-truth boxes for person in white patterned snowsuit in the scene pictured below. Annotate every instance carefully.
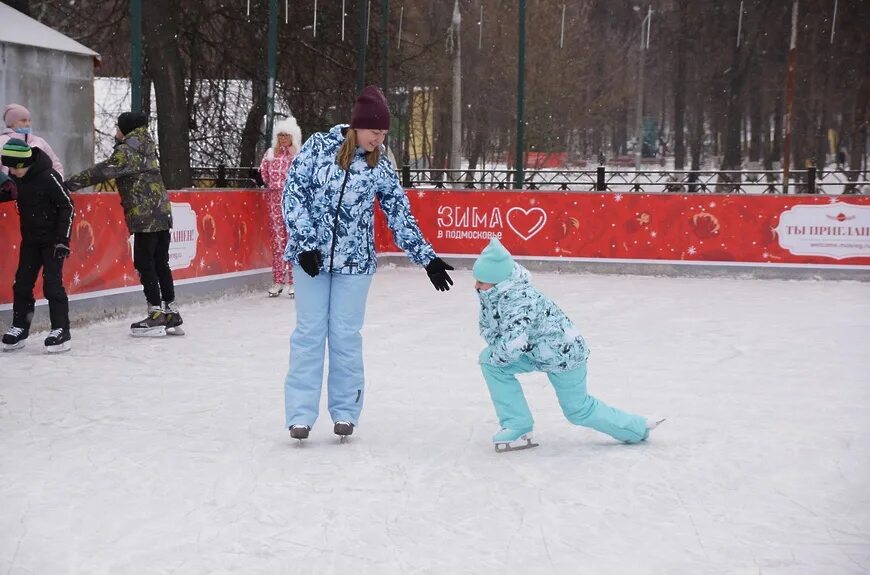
[281,86,454,441]
[474,238,660,450]
[259,116,301,297]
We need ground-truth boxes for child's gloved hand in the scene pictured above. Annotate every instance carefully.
[298,249,322,277]
[0,172,16,200]
[425,257,454,292]
[53,241,71,259]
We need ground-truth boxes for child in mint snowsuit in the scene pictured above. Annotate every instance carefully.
[474,238,655,447]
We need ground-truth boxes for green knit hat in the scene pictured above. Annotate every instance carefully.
[473,238,515,284]
[1,138,34,169]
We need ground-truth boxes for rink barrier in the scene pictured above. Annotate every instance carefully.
[375,189,870,272]
[0,188,272,308]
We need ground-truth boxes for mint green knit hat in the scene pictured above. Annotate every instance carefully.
[473,238,515,284]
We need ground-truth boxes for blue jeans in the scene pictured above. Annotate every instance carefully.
[284,271,373,428]
[480,352,648,443]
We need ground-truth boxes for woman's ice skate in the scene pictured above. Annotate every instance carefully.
[285,283,295,298]
[267,283,284,297]
[289,424,310,444]
[493,427,538,452]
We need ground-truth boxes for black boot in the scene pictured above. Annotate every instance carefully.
[2,325,29,351]
[44,328,72,353]
[131,306,167,337]
[163,301,184,335]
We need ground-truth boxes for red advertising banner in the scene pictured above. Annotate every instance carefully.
[375,190,870,267]
[0,190,272,305]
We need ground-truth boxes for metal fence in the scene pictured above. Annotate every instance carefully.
[191,164,869,195]
[399,166,870,195]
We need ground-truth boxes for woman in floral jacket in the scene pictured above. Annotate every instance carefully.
[259,117,301,297]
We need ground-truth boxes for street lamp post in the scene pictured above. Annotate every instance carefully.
[634,5,651,171]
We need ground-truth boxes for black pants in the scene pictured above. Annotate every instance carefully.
[12,241,70,330]
[133,230,176,307]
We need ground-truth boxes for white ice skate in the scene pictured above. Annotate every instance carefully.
[285,283,295,298]
[645,417,667,440]
[493,427,538,453]
[646,417,667,431]
[267,283,283,297]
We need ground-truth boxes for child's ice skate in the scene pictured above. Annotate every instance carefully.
[285,283,295,298]
[44,328,71,353]
[493,427,538,453]
[2,326,29,351]
[645,417,667,438]
[267,283,283,297]
[131,306,167,337]
[163,302,184,336]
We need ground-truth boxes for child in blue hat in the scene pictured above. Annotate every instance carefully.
[473,238,662,451]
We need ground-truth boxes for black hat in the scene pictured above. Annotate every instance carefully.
[118,112,148,136]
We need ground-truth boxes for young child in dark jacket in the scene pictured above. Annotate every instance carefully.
[0,139,74,353]
[474,238,663,451]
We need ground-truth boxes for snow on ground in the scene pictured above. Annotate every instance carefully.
[1,268,869,574]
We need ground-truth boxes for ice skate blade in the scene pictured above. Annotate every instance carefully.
[2,341,25,351]
[494,439,539,453]
[166,326,185,336]
[45,341,71,354]
[131,326,167,337]
[268,292,281,298]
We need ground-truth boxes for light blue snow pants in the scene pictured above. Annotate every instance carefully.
[480,351,648,443]
[284,271,373,429]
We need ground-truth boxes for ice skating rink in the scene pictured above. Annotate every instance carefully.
[2,268,868,574]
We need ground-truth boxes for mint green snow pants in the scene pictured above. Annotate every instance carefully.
[480,353,648,443]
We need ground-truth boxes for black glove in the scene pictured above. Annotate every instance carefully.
[425,257,454,292]
[54,241,71,259]
[298,249,322,278]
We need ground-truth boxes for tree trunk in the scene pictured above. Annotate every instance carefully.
[143,0,192,188]
[240,79,267,169]
[771,92,783,164]
[748,65,763,163]
[673,0,688,169]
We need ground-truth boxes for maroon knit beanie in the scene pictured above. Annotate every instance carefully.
[350,85,390,130]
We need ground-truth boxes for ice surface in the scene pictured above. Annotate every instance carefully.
[2,268,869,574]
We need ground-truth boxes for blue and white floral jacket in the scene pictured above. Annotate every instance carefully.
[282,124,435,274]
[478,265,590,372]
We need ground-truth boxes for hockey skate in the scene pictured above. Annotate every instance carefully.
[163,303,185,336]
[493,427,538,453]
[44,328,71,354]
[289,424,310,443]
[334,421,354,441]
[130,306,167,337]
[2,326,29,351]
[267,283,284,297]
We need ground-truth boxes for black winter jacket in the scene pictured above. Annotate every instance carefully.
[0,148,74,244]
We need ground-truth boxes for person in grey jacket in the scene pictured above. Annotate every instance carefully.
[281,85,454,441]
